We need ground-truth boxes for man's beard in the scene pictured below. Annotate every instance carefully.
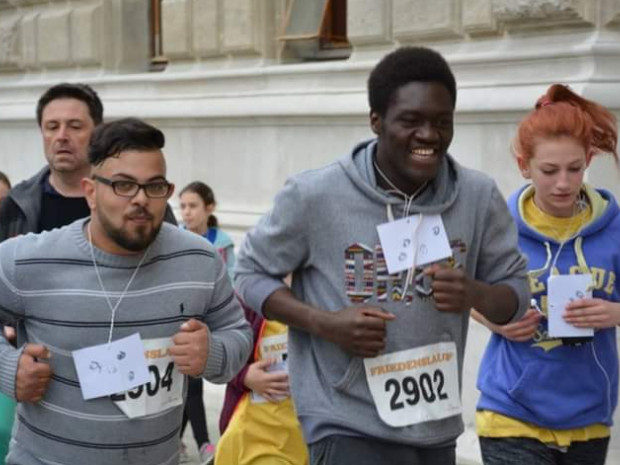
[98,208,161,252]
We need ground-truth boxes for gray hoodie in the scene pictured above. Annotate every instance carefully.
[235,139,529,447]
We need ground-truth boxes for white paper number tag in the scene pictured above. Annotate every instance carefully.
[548,274,594,338]
[363,342,461,427]
[251,333,289,404]
[73,333,150,400]
[112,337,185,418]
[377,214,452,274]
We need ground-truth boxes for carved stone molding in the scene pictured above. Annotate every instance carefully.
[601,0,620,25]
[19,11,37,68]
[348,0,393,46]
[393,0,463,41]
[463,0,499,35]
[71,3,102,65]
[0,0,45,7]
[37,9,72,67]
[0,13,19,67]
[0,0,18,9]
[492,0,596,29]
[192,0,219,56]
[222,0,259,54]
[162,0,193,58]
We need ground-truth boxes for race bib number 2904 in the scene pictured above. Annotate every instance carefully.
[111,337,184,419]
[364,342,461,427]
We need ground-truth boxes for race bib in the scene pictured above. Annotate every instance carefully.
[251,333,289,404]
[363,342,461,427]
[112,337,184,419]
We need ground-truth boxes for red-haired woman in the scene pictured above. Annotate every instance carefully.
[473,84,620,464]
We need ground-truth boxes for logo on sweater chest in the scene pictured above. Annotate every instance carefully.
[344,240,466,305]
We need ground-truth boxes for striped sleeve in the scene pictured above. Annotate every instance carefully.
[202,253,252,383]
[0,237,26,398]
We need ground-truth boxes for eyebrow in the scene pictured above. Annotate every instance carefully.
[539,161,583,169]
[43,118,87,124]
[111,174,167,182]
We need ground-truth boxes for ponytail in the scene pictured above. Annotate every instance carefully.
[514,84,618,164]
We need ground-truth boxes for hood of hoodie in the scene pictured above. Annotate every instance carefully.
[338,139,460,216]
[508,183,620,243]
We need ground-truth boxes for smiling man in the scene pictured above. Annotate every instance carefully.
[0,118,252,465]
[235,47,530,464]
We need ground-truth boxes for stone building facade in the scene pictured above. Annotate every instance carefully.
[1,1,620,462]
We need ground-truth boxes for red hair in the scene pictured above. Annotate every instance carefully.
[513,84,618,166]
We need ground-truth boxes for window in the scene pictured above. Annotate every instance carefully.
[280,0,351,61]
[149,0,167,70]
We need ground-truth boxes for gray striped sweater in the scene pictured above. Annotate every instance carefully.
[0,218,252,465]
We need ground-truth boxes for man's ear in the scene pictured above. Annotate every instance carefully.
[81,177,97,210]
[370,111,381,135]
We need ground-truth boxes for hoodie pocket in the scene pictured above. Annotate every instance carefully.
[508,358,607,427]
[332,357,367,400]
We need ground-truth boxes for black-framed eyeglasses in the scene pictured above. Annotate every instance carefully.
[93,175,172,199]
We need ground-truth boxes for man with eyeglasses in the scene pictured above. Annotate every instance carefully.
[0,84,178,462]
[0,118,252,465]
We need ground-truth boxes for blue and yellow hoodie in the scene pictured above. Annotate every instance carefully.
[477,184,620,434]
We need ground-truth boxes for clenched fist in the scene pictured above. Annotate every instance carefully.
[169,319,210,376]
[16,344,52,403]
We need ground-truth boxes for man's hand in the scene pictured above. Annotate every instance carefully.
[318,306,395,358]
[243,358,290,402]
[425,264,472,313]
[564,298,620,329]
[16,344,52,403]
[170,318,210,376]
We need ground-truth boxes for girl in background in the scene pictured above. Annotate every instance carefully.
[180,181,235,279]
[474,84,620,465]
[178,181,236,464]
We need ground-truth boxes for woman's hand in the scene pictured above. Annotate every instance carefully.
[493,308,542,342]
[564,298,620,329]
[472,308,542,342]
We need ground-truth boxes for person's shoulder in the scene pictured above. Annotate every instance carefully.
[283,160,349,206]
[288,159,344,187]
[158,223,218,255]
[10,166,49,197]
[214,229,234,246]
[456,163,496,190]
[0,221,74,259]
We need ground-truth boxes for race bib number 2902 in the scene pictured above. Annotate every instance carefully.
[111,337,184,419]
[363,342,461,427]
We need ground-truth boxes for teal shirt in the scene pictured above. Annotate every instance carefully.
[0,393,15,463]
